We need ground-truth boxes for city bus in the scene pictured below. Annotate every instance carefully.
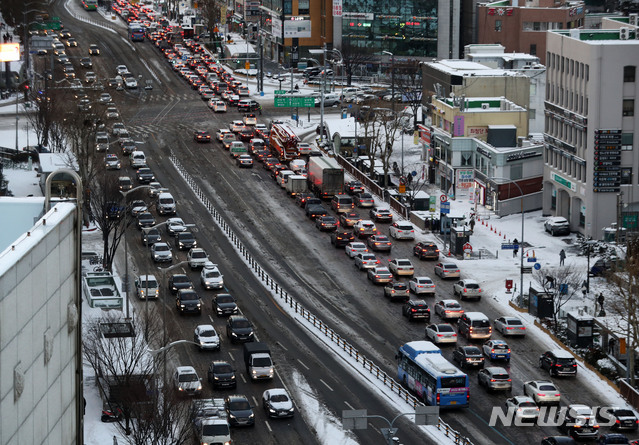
[82,0,98,11]
[128,24,145,42]
[397,341,469,408]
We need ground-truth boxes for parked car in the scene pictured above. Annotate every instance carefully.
[544,216,570,236]
[452,345,484,369]
[402,300,430,321]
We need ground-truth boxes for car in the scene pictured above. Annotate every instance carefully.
[494,316,526,336]
[105,154,121,170]
[315,215,338,231]
[539,349,578,377]
[483,340,511,361]
[262,388,295,418]
[424,323,458,344]
[453,279,483,301]
[389,222,415,240]
[383,282,410,301]
[452,346,485,369]
[166,217,187,236]
[99,92,112,104]
[84,71,97,84]
[346,180,364,195]
[230,120,246,133]
[243,113,257,126]
[116,65,129,76]
[345,242,369,258]
[354,253,380,270]
[211,100,227,112]
[477,367,512,391]
[434,262,460,279]
[175,231,197,250]
[388,258,414,277]
[595,434,631,444]
[151,242,172,262]
[216,128,232,142]
[136,167,155,184]
[367,266,393,284]
[562,404,600,440]
[330,230,355,247]
[168,274,193,294]
[402,300,430,321]
[130,200,148,217]
[249,138,266,154]
[353,220,378,238]
[237,99,260,112]
[408,277,436,295]
[458,312,492,340]
[59,31,71,39]
[207,360,237,388]
[238,127,254,141]
[88,44,100,55]
[118,176,133,191]
[236,154,253,168]
[196,262,224,290]
[541,437,579,445]
[194,324,220,350]
[186,248,209,270]
[194,130,211,142]
[263,157,280,170]
[368,235,392,252]
[413,242,440,260]
[597,407,639,431]
[523,380,561,405]
[306,204,328,220]
[505,396,539,423]
[355,192,375,208]
[434,299,464,319]
[66,37,78,47]
[225,394,255,427]
[134,274,159,300]
[80,57,92,68]
[369,207,393,223]
[173,366,202,396]
[112,122,127,136]
[340,212,361,227]
[295,193,315,208]
[106,106,119,119]
[544,216,570,236]
[176,288,202,315]
[226,315,255,343]
[140,226,160,244]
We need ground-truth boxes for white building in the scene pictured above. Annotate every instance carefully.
[543,23,639,238]
[0,195,82,444]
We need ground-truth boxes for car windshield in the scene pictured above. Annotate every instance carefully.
[205,270,220,278]
[178,373,198,382]
[507,319,522,326]
[419,279,433,284]
[232,319,250,328]
[438,325,455,333]
[180,292,198,301]
[155,245,169,252]
[214,363,233,374]
[519,401,536,408]
[200,330,216,338]
[192,251,206,258]
[493,373,510,380]
[173,276,189,284]
[465,347,481,355]
[556,357,575,365]
[538,384,556,391]
[466,284,480,289]
[447,303,461,309]
[217,295,234,304]
[202,424,229,436]
[140,279,157,288]
[270,394,289,403]
[472,320,490,328]
[493,343,508,350]
[444,264,457,269]
[230,400,251,410]
[253,357,271,366]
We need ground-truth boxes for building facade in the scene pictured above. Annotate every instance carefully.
[477,0,586,65]
[543,25,639,239]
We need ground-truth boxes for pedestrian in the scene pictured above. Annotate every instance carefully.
[469,217,475,232]
[294,84,299,91]
[512,238,519,258]
[257,104,262,115]
[559,248,566,266]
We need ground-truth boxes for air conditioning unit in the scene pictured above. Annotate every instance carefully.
[629,13,638,26]
[481,103,490,110]
[620,27,630,40]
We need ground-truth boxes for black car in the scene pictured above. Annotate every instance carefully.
[141,227,161,245]
[226,315,255,343]
[225,394,255,427]
[213,293,239,317]
[330,230,355,247]
[597,407,639,431]
[296,192,315,207]
[176,289,202,315]
[193,130,211,143]
[305,204,328,220]
[303,197,322,210]
[539,350,577,377]
[346,180,364,195]
[136,212,156,229]
[207,360,237,389]
[402,300,430,321]
[169,274,193,294]
[136,167,155,184]
[175,231,197,250]
[238,128,254,141]
[452,346,485,369]
[413,242,440,260]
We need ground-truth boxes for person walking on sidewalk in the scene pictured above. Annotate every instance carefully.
[512,238,519,258]
[559,249,566,266]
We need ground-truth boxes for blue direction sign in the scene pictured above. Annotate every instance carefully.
[501,243,519,250]
[440,202,450,214]
[533,263,542,270]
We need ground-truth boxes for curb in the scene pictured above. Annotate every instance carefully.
[508,300,528,313]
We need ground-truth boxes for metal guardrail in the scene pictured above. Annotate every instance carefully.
[169,153,474,445]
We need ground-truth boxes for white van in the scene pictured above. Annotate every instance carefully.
[289,159,306,173]
[157,192,176,215]
[130,151,146,168]
[341,87,362,101]
[277,170,295,188]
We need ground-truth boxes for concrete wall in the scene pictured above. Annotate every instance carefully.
[0,202,79,445]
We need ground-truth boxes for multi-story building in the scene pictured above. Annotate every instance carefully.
[477,0,586,64]
[543,23,639,239]
[0,195,82,445]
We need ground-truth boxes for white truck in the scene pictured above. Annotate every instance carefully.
[285,175,308,197]
[243,342,274,380]
[192,398,231,445]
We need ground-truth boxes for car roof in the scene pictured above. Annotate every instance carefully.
[484,366,509,373]
[196,324,215,331]
[549,348,574,358]
[464,312,488,320]
[176,365,196,373]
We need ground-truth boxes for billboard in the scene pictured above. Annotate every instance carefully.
[284,18,311,38]
[333,0,342,17]
[0,43,20,62]
[272,16,282,36]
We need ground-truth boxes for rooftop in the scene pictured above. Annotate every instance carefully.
[426,60,521,77]
[554,28,639,42]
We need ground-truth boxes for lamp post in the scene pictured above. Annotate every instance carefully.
[309,45,328,145]
[491,177,525,303]
[382,50,394,111]
[119,185,152,320]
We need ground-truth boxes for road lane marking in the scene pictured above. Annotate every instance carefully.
[297,359,309,370]
[252,396,259,407]
[265,420,272,432]
[319,379,334,391]
[344,401,355,410]
[240,373,247,384]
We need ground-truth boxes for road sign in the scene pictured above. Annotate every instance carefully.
[274,96,315,108]
[533,263,541,270]
[527,257,537,263]
[501,243,517,250]
[463,242,472,252]
[245,61,250,70]
[440,202,450,214]
[274,90,286,95]
[399,184,406,194]
[440,195,448,203]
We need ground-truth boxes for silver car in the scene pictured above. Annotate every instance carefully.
[478,367,512,391]
[434,262,461,279]
[523,380,561,405]
[187,248,209,269]
[367,266,393,284]
[453,279,483,300]
[494,316,527,336]
[424,323,458,344]
[354,253,379,270]
[409,276,436,295]
[505,396,539,423]
[345,242,369,258]
[151,242,172,263]
[200,262,224,290]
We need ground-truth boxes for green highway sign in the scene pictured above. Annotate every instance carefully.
[274,90,286,95]
[274,96,315,108]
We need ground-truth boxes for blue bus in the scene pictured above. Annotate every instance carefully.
[397,341,469,408]
[128,25,145,42]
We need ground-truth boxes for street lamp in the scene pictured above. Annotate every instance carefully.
[119,185,153,320]
[309,45,328,145]
[491,177,525,303]
[382,51,394,111]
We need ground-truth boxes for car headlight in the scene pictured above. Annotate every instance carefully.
[249,413,255,419]
[231,332,238,337]
[268,407,276,413]
[180,304,185,308]
[230,374,236,379]
[197,384,202,391]
[229,414,236,419]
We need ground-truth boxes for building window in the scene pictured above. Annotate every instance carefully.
[624,66,636,83]
[510,164,522,180]
[530,44,536,55]
[461,152,472,167]
[622,133,634,150]
[495,20,502,32]
[623,99,635,117]
[533,22,541,31]
[551,189,556,210]
[585,64,589,81]
[621,168,633,185]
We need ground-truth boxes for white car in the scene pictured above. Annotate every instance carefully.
[173,366,202,395]
[151,242,172,263]
[352,219,378,238]
[389,222,415,240]
[200,262,224,290]
[505,396,539,423]
[216,128,232,141]
[434,299,464,319]
[409,276,436,295]
[166,217,187,236]
[194,324,220,350]
[186,248,209,269]
[116,65,129,75]
[388,258,414,277]
[84,71,97,83]
[424,323,458,344]
[453,279,483,300]
[112,122,126,136]
[262,388,295,418]
[354,253,379,270]
[99,93,112,104]
[213,101,227,112]
[106,107,119,119]
[523,380,561,405]
[494,316,526,336]
[345,242,369,258]
[134,274,159,300]
[124,76,138,89]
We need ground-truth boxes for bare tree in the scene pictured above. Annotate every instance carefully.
[358,108,383,180]
[89,173,127,271]
[197,0,222,34]
[374,109,403,188]
[532,265,586,329]
[340,42,376,86]
[393,59,423,129]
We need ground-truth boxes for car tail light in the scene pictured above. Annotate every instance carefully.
[506,327,513,330]
[507,379,512,382]
[437,334,443,337]
[436,393,440,405]
[491,349,495,354]
[507,349,511,353]
[411,308,417,312]
[452,333,457,337]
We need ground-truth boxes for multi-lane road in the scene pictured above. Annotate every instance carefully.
[50,2,622,444]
